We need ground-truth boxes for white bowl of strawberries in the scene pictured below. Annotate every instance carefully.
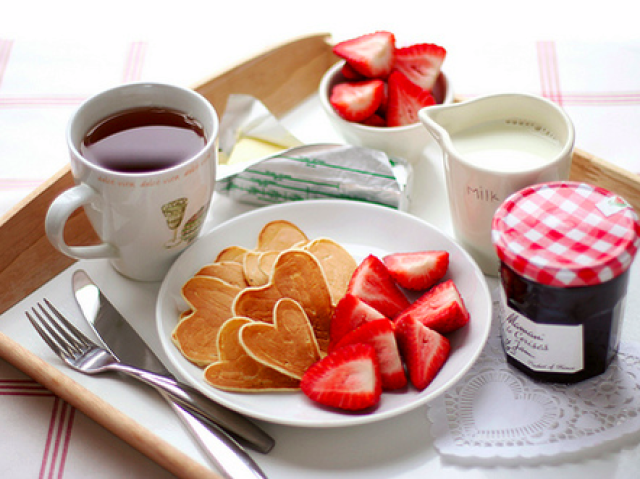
[319,31,453,164]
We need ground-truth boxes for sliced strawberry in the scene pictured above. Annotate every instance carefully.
[332,31,396,79]
[301,343,382,411]
[361,113,386,127]
[341,62,365,80]
[329,293,387,352]
[394,279,470,334]
[347,255,410,319]
[377,81,389,116]
[330,79,385,123]
[333,319,407,391]
[394,43,446,91]
[395,315,450,391]
[383,250,449,291]
[386,70,436,127]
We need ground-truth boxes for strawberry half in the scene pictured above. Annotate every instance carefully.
[301,343,382,411]
[329,79,385,123]
[394,279,470,334]
[394,43,446,91]
[332,31,396,79]
[347,255,410,319]
[361,113,386,127]
[395,315,450,391]
[329,293,387,352]
[341,62,365,80]
[383,250,449,291]
[333,319,407,391]
[386,70,436,127]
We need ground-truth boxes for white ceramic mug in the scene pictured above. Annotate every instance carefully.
[46,82,218,281]
[419,93,575,276]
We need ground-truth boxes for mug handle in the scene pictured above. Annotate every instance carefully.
[45,183,118,260]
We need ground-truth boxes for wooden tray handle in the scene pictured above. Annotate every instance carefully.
[569,147,640,208]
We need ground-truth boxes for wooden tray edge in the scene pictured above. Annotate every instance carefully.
[0,332,221,479]
[569,147,640,208]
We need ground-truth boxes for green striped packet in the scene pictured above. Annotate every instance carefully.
[215,143,413,211]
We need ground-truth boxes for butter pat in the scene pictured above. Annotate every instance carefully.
[225,138,286,165]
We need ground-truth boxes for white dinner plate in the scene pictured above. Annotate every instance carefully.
[156,199,492,427]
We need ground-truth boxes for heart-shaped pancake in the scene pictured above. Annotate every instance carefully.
[172,276,242,366]
[256,250,279,277]
[240,298,322,379]
[196,261,249,288]
[255,220,308,252]
[204,317,300,391]
[243,250,279,287]
[215,245,250,263]
[233,249,334,352]
[243,251,268,287]
[304,237,357,305]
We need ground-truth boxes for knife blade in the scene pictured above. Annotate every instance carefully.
[72,269,274,454]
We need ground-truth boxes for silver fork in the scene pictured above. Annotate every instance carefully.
[26,299,268,479]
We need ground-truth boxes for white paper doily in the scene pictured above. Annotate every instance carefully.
[427,293,640,465]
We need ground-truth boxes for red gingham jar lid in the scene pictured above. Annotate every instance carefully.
[492,181,640,287]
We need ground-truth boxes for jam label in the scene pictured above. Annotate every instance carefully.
[499,301,584,373]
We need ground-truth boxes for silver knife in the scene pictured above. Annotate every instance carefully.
[72,269,275,455]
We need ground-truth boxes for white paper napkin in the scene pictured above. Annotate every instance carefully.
[427,289,640,465]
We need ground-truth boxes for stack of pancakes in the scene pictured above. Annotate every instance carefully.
[171,220,357,391]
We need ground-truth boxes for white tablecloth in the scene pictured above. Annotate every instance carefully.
[2,1,640,478]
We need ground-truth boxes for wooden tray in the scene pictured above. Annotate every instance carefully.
[1,32,640,478]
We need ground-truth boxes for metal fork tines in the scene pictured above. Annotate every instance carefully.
[26,299,270,478]
[27,299,116,373]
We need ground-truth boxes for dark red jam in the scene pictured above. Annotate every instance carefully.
[499,263,629,383]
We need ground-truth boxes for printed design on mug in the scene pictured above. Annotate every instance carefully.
[162,197,189,248]
[161,198,207,248]
[181,206,206,243]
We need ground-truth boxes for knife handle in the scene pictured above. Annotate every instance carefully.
[112,363,275,454]
[164,394,268,479]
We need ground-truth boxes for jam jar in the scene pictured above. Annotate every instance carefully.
[491,181,640,383]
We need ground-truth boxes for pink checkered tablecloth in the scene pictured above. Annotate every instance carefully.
[2,7,640,478]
